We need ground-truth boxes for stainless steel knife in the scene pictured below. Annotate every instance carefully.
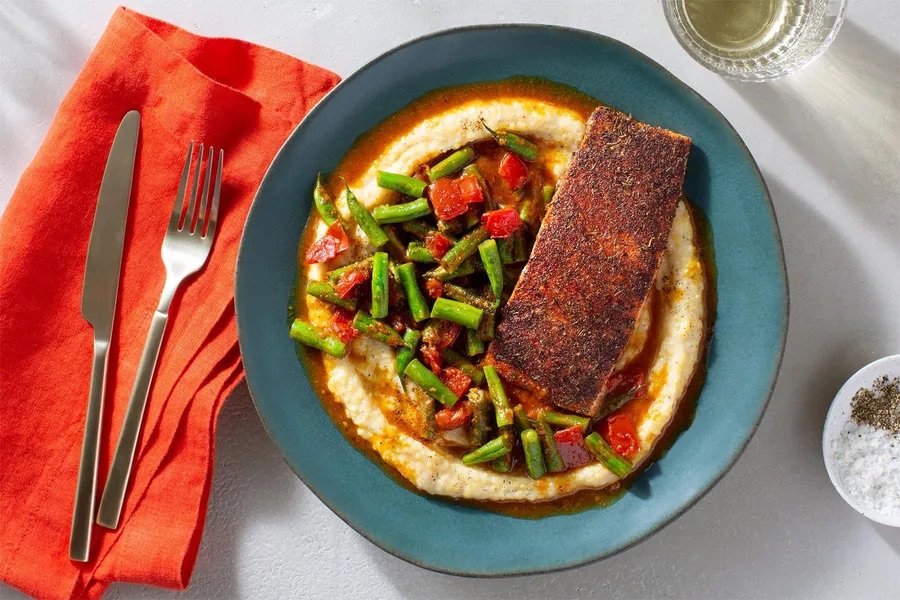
[70,110,140,562]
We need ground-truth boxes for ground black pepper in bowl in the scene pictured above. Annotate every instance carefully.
[850,375,900,433]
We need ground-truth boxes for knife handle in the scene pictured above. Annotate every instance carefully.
[70,338,109,561]
[96,309,169,529]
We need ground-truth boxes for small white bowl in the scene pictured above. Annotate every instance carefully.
[823,354,900,527]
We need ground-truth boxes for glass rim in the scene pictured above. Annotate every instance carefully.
[662,0,849,82]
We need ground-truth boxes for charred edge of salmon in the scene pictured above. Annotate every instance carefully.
[487,106,691,417]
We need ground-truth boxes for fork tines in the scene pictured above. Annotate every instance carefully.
[171,142,223,239]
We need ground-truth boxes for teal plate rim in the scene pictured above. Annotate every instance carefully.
[236,24,789,577]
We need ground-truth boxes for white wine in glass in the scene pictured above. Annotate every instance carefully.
[663,0,847,81]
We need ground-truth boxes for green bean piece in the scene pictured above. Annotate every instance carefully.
[406,241,437,264]
[465,328,485,357]
[327,256,373,284]
[441,347,485,385]
[344,184,389,247]
[584,432,633,478]
[436,217,464,237]
[462,434,511,466]
[313,173,341,226]
[535,418,566,473]
[542,184,555,204]
[442,284,492,310]
[521,429,547,479]
[370,252,390,319]
[305,280,358,311]
[401,219,439,240]
[381,225,408,263]
[351,310,404,346]
[290,319,347,358]
[445,283,496,341]
[395,329,422,390]
[475,305,496,342]
[427,146,476,181]
[491,452,513,473]
[482,121,540,162]
[409,382,437,439]
[424,259,476,282]
[462,211,481,230]
[440,226,489,273]
[404,359,458,407]
[484,365,513,428]
[518,194,541,231]
[513,404,534,433]
[373,198,432,224]
[477,239,504,302]
[376,170,427,198]
[462,164,496,211]
[542,411,591,432]
[468,389,492,447]
[497,230,527,264]
[395,262,430,322]
[430,297,483,329]
[513,404,532,434]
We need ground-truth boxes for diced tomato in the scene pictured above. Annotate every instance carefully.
[606,368,647,399]
[481,207,524,238]
[602,414,640,457]
[305,223,350,264]
[424,278,444,299]
[428,178,467,221]
[420,344,443,372]
[457,175,484,204]
[553,425,593,470]
[329,308,359,344]
[440,366,472,399]
[498,152,528,190]
[435,400,473,430]
[431,319,461,349]
[333,268,369,299]
[425,232,452,259]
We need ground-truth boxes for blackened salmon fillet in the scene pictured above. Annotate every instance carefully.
[486,106,691,417]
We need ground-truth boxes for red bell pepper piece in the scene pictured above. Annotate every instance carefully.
[439,366,472,400]
[435,399,473,430]
[329,308,359,344]
[425,232,452,259]
[305,222,350,264]
[498,152,528,190]
[457,175,484,204]
[553,425,593,470]
[428,178,467,221]
[602,414,640,457]
[333,268,369,299]
[481,207,524,238]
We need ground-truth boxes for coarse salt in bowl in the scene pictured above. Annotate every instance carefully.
[823,354,900,527]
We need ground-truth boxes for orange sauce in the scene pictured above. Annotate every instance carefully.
[291,78,717,518]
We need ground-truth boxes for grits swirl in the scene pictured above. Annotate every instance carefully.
[304,98,705,502]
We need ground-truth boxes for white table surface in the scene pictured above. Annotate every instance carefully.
[2,1,899,598]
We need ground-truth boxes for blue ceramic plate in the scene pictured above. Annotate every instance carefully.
[236,25,787,576]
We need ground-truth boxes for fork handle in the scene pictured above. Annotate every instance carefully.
[96,308,169,529]
[70,338,109,561]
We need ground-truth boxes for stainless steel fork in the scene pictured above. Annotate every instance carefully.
[96,142,223,529]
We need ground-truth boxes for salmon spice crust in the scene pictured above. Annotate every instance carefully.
[487,106,692,417]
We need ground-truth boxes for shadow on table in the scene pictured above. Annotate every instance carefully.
[872,523,900,558]
[361,173,892,598]
[727,21,900,246]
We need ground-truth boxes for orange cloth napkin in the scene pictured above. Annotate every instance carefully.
[0,8,339,599]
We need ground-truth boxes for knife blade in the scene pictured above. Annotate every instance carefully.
[70,110,140,562]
